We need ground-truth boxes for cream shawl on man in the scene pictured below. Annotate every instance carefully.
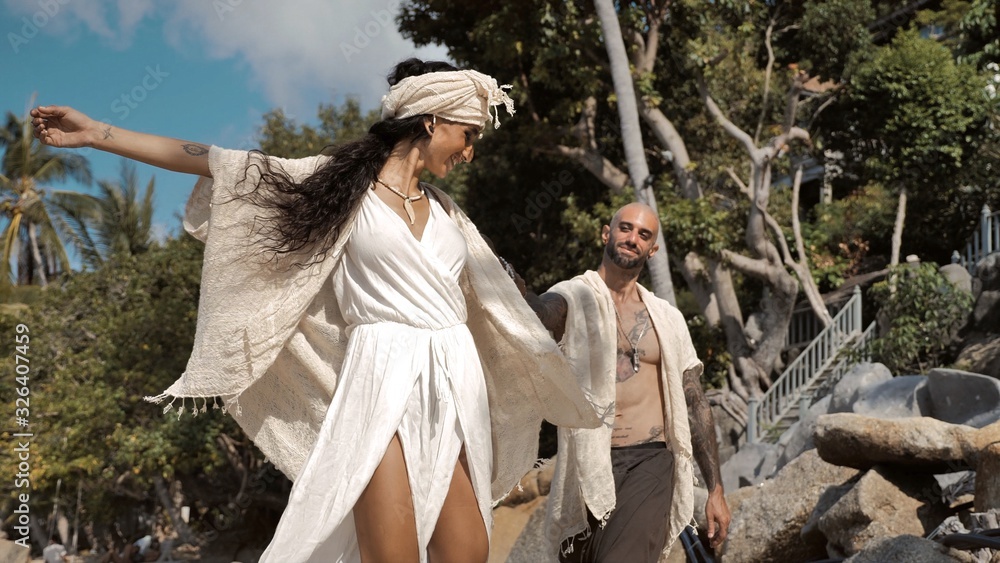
[544,270,699,557]
[149,146,600,502]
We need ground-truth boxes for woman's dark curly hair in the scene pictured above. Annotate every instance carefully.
[240,58,459,264]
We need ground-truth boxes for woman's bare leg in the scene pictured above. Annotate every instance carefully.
[427,449,489,563]
[354,433,419,563]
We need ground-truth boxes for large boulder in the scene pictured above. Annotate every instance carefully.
[493,496,549,563]
[926,368,1000,427]
[976,441,1000,512]
[817,468,943,557]
[940,263,973,294]
[843,535,976,563]
[720,442,781,492]
[776,395,832,470]
[971,253,1000,331]
[972,290,1000,332]
[800,480,857,545]
[829,363,893,413]
[955,334,1000,380]
[505,496,558,563]
[814,413,973,472]
[0,540,29,563]
[851,375,931,419]
[718,450,860,563]
[977,252,1000,293]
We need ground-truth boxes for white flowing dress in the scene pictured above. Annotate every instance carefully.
[260,189,493,562]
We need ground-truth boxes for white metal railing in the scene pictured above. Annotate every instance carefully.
[784,297,851,349]
[747,286,863,443]
[953,204,998,275]
[807,320,878,402]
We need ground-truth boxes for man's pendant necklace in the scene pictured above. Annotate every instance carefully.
[375,178,423,224]
[613,304,649,373]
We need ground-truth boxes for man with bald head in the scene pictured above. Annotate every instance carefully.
[527,203,730,562]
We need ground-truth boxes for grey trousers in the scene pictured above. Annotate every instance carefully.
[559,442,676,563]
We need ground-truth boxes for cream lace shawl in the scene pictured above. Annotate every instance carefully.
[544,271,698,556]
[148,146,600,502]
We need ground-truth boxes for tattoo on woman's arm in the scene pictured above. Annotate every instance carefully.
[683,366,721,491]
[102,126,113,140]
[181,143,209,156]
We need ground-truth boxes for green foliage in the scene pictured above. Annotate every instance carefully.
[798,0,876,79]
[256,98,380,158]
[685,315,731,389]
[784,183,897,290]
[0,236,250,530]
[659,190,744,258]
[869,262,974,374]
[958,0,1000,67]
[850,29,987,180]
[833,28,999,261]
[56,160,157,269]
[916,0,973,50]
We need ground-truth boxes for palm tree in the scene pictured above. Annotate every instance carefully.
[0,100,92,287]
[59,159,156,268]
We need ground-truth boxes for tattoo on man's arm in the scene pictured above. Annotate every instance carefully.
[102,126,113,140]
[181,143,209,156]
[525,292,568,340]
[684,366,721,491]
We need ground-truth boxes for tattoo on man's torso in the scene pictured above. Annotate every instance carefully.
[615,308,651,382]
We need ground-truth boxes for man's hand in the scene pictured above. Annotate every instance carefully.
[704,483,731,548]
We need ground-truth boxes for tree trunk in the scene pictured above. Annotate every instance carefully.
[675,252,720,326]
[889,187,908,293]
[72,480,82,555]
[153,475,195,544]
[791,164,832,327]
[593,0,676,305]
[749,277,799,378]
[27,222,47,287]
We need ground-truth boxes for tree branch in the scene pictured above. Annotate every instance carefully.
[640,101,702,199]
[725,166,751,198]
[549,145,630,192]
[754,17,777,145]
[807,92,839,131]
[721,249,774,279]
[762,206,794,266]
[700,78,759,160]
[791,164,833,326]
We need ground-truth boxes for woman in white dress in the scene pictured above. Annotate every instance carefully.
[31,59,599,563]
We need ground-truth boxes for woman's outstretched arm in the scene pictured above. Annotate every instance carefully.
[31,105,212,178]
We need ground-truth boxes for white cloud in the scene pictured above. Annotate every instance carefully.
[6,0,450,113]
[4,0,155,48]
[162,0,451,114]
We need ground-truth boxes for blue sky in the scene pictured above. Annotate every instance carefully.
[1,0,448,242]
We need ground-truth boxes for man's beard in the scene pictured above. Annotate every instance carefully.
[605,242,645,270]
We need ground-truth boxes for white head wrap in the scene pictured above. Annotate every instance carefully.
[380,69,515,129]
